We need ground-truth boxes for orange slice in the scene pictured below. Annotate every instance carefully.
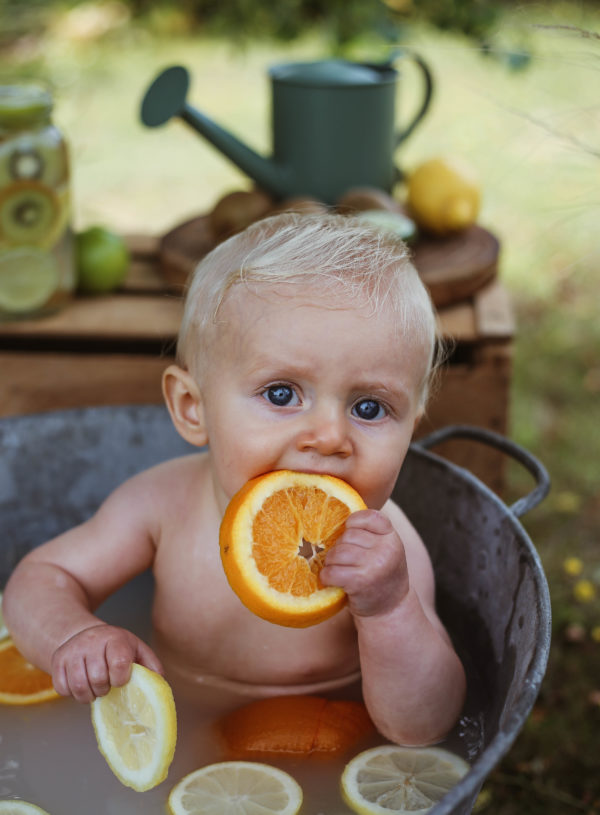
[217,694,376,759]
[0,638,60,705]
[219,470,366,627]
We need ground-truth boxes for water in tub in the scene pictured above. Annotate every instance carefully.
[0,573,486,813]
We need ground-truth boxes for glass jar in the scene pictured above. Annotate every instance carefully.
[0,83,75,320]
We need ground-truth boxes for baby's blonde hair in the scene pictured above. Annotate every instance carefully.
[177,212,442,408]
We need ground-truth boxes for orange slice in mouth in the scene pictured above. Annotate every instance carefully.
[219,470,366,627]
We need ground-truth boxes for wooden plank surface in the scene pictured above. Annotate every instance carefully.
[0,236,513,347]
[0,289,508,346]
[0,352,166,417]
[474,279,516,338]
[0,294,182,343]
[415,344,513,493]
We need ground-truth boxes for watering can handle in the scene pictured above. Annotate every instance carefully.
[414,425,551,518]
[391,48,434,146]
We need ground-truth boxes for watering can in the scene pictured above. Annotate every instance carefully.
[139,53,434,204]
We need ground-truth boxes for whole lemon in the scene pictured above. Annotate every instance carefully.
[75,226,130,293]
[407,157,481,235]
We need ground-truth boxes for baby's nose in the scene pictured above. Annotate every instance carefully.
[296,407,352,457]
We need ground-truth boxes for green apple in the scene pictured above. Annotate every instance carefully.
[75,225,130,293]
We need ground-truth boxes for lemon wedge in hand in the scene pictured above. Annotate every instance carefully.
[91,663,177,791]
[407,157,481,235]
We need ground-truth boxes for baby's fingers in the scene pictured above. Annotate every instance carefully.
[133,638,164,677]
[57,657,98,704]
[345,509,394,535]
[85,650,113,698]
[51,658,70,698]
[105,638,134,688]
[105,636,163,687]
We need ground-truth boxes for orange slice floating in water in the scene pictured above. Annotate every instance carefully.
[0,638,59,705]
[217,694,376,759]
[219,470,366,627]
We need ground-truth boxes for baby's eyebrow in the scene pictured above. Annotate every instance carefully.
[245,356,313,379]
[351,380,413,409]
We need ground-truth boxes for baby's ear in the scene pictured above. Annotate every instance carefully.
[162,364,208,447]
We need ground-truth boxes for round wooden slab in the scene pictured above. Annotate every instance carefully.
[411,225,500,307]
[159,215,499,307]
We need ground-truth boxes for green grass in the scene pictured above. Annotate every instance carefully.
[3,4,600,812]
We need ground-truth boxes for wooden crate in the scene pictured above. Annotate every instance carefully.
[416,284,514,494]
[0,233,513,493]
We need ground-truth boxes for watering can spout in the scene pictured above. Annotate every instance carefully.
[140,65,292,200]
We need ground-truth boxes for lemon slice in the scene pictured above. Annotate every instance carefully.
[91,663,177,792]
[341,745,470,814]
[0,803,52,815]
[167,761,303,815]
[0,591,9,640]
[0,247,59,314]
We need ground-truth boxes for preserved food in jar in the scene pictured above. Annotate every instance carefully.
[0,83,74,318]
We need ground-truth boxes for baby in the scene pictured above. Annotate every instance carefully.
[4,212,465,746]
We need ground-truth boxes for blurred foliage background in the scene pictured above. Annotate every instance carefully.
[0,0,542,53]
[1,1,599,813]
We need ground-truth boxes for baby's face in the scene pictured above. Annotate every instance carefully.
[199,283,429,513]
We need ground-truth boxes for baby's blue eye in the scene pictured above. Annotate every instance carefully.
[353,399,385,421]
[264,385,296,406]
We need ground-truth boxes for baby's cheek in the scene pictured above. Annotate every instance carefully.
[353,466,401,511]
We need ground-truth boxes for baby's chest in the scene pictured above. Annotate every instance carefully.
[152,532,233,617]
[151,536,359,682]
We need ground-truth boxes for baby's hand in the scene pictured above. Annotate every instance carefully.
[51,623,163,703]
[320,510,409,617]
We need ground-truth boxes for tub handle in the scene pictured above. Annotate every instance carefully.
[415,425,550,518]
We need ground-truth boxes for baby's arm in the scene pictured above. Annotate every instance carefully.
[3,470,164,703]
[320,505,466,746]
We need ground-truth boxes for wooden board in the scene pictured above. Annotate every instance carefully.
[415,344,513,494]
[158,215,500,307]
[411,225,500,307]
[0,352,166,418]
[0,293,182,344]
[0,257,512,349]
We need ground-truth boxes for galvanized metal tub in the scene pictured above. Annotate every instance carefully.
[0,406,551,814]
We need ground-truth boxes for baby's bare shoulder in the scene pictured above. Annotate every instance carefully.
[118,451,208,495]
[381,498,435,591]
[381,499,423,550]
[94,451,209,529]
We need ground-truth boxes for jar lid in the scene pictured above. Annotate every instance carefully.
[0,84,53,129]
